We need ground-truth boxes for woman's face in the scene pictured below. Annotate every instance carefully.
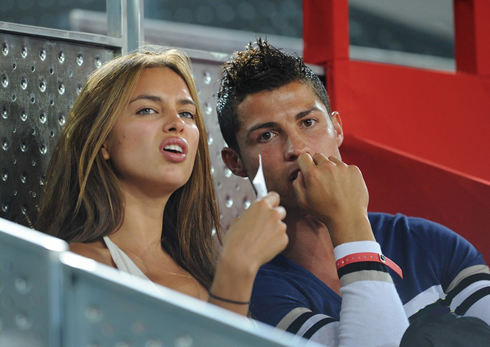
[101,67,200,197]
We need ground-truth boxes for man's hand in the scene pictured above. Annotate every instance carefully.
[292,153,374,246]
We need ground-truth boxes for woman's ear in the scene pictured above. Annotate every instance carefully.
[221,148,248,178]
[101,143,110,160]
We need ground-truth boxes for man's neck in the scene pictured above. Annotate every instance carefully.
[282,210,341,295]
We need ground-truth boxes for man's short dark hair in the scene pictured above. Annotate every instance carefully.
[216,38,331,155]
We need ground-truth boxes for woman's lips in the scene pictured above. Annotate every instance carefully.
[160,137,189,163]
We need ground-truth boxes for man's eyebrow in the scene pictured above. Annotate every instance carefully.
[296,106,323,121]
[129,94,196,107]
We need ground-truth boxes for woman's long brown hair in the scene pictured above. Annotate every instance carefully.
[35,48,221,289]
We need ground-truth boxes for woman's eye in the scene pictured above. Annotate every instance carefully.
[180,111,195,120]
[136,108,156,115]
[258,131,274,142]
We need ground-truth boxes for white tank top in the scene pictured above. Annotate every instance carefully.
[103,236,151,281]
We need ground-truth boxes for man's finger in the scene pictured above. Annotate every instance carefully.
[297,152,314,171]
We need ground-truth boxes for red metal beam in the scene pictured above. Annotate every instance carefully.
[454,0,490,76]
[303,0,349,64]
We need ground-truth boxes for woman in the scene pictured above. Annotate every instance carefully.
[35,47,288,315]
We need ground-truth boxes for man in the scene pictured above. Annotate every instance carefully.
[216,39,490,346]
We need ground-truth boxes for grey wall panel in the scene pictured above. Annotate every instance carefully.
[0,31,115,226]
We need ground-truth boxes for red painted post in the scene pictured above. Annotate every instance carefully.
[303,0,350,65]
[454,0,490,76]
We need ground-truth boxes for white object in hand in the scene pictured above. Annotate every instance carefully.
[252,154,268,199]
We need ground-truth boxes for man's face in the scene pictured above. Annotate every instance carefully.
[222,81,344,210]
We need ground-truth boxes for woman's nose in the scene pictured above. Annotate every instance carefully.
[163,111,185,133]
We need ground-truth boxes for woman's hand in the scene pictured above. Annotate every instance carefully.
[209,192,288,314]
[222,192,288,274]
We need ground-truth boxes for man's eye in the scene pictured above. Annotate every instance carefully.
[303,119,315,127]
[180,111,195,120]
[258,131,274,142]
[136,108,156,115]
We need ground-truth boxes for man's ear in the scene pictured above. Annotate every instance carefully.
[101,143,110,160]
[331,111,344,147]
[221,148,248,178]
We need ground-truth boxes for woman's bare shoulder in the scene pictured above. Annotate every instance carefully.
[70,241,114,267]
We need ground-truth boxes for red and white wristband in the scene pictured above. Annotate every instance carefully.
[336,252,403,279]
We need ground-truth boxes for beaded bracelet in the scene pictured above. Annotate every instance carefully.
[208,291,250,305]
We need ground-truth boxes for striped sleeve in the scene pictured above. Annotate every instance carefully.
[445,264,490,324]
[274,241,409,346]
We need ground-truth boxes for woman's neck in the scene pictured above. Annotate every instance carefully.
[109,185,170,253]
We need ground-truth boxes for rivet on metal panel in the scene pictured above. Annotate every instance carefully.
[58,83,65,95]
[21,46,28,59]
[15,276,30,294]
[207,133,213,145]
[216,181,222,189]
[131,321,145,334]
[58,51,65,64]
[20,77,28,90]
[203,101,212,115]
[85,306,103,321]
[31,65,35,72]
[11,92,17,102]
[225,195,233,208]
[175,335,193,347]
[12,62,17,70]
[20,111,27,122]
[243,198,251,209]
[39,112,47,123]
[40,144,47,155]
[1,170,8,182]
[77,54,84,66]
[1,74,9,87]
[2,107,7,119]
[1,138,8,150]
[224,167,232,177]
[20,141,27,152]
[58,114,66,126]
[39,80,46,92]
[210,165,214,175]
[95,57,102,68]
[15,313,32,330]
[20,172,28,183]
[203,71,211,85]
[39,49,46,61]
[1,202,8,212]
[2,42,9,56]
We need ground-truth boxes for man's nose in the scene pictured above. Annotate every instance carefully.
[284,133,309,161]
